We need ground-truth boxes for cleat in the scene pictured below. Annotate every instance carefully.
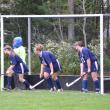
[57,88,63,92]
[95,89,100,93]
[95,90,100,94]
[49,88,54,92]
[53,86,57,92]
[2,87,12,91]
[81,89,88,93]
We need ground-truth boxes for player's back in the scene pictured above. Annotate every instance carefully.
[9,54,29,73]
[82,47,97,62]
[42,51,57,63]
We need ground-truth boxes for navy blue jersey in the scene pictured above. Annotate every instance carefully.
[79,47,99,72]
[79,47,97,63]
[9,54,28,74]
[39,51,61,73]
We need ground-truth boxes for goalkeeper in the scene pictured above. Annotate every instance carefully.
[13,36,26,64]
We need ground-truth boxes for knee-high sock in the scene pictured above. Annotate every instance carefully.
[23,80,30,88]
[82,80,88,91]
[55,78,61,89]
[94,80,100,91]
[46,77,54,89]
[7,76,12,89]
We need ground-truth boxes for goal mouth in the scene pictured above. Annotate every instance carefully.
[1,14,104,94]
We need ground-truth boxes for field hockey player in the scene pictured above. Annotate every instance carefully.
[34,44,63,92]
[73,41,100,93]
[3,45,32,90]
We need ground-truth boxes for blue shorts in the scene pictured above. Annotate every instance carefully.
[43,62,61,74]
[83,61,99,72]
[13,63,29,74]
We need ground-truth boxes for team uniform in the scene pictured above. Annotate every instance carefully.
[79,47,100,92]
[39,51,61,73]
[9,53,28,74]
[39,51,62,90]
[79,47,99,72]
[5,52,31,90]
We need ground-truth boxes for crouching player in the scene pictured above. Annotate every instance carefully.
[73,41,100,93]
[12,36,27,90]
[34,44,63,92]
[4,45,31,90]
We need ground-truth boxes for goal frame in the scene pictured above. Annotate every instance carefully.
[0,14,104,94]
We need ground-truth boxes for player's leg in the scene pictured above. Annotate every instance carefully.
[18,74,31,89]
[52,72,63,92]
[91,72,100,92]
[81,73,88,92]
[43,72,54,91]
[52,62,63,92]
[6,69,13,90]
[13,74,20,90]
[91,61,100,92]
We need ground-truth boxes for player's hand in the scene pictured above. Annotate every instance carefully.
[50,72,54,76]
[87,68,91,73]
[40,73,43,78]
[80,72,85,77]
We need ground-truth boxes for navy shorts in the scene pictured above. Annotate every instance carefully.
[13,63,29,74]
[43,62,61,74]
[83,61,99,72]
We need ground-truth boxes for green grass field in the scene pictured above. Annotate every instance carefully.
[0,90,110,110]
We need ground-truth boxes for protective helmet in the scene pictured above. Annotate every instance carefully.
[13,36,23,48]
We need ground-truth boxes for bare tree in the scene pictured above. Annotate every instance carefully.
[82,0,87,47]
[68,0,75,41]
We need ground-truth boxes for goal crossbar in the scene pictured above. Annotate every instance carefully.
[1,14,102,18]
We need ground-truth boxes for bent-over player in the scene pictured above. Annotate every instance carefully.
[73,41,100,93]
[34,44,63,92]
[4,45,31,90]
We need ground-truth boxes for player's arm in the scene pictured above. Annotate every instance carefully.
[44,54,54,75]
[86,58,91,73]
[49,62,54,75]
[6,65,15,73]
[80,63,84,77]
[83,49,91,73]
[40,64,44,78]
[40,64,44,74]
[39,56,44,78]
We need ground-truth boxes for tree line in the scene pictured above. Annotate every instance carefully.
[0,0,110,74]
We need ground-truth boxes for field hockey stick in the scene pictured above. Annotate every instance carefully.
[30,79,45,89]
[66,73,87,87]
[66,77,81,87]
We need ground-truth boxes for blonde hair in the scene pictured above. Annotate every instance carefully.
[73,41,84,47]
[4,45,13,51]
[34,44,44,52]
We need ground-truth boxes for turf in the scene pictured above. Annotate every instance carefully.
[0,90,110,110]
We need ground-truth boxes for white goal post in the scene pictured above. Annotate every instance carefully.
[0,14,104,94]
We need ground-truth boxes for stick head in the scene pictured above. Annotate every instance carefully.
[66,82,69,87]
[29,85,33,90]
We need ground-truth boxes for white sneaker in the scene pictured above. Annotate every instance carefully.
[53,86,57,91]
[95,91,100,94]
[81,89,88,93]
[49,88,54,92]
[57,88,63,92]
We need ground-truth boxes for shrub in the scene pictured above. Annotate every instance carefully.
[45,40,80,75]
